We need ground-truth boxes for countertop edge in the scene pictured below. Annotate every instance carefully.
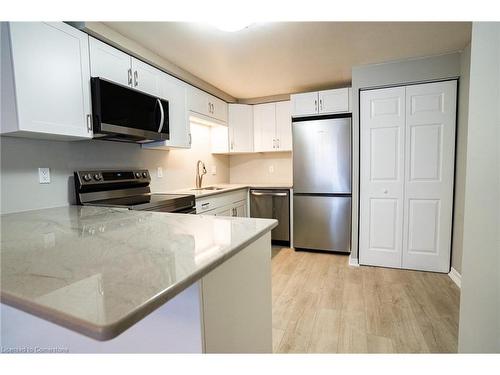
[1,219,278,341]
[161,184,293,199]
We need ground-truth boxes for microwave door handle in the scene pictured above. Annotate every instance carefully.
[157,98,165,133]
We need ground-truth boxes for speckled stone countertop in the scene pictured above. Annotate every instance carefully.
[0,206,277,341]
[163,183,293,199]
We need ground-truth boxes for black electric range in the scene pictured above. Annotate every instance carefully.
[74,169,196,213]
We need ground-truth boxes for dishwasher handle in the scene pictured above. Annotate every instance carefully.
[250,190,288,197]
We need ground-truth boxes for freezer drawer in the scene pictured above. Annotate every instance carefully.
[250,190,290,242]
[293,195,351,252]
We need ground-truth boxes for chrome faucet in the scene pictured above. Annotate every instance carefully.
[196,160,207,189]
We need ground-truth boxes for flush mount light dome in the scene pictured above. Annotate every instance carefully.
[208,21,253,32]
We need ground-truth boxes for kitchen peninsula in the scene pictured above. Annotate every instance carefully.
[0,206,277,353]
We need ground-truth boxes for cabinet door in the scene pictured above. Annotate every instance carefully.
[6,22,92,138]
[359,86,406,268]
[402,81,456,273]
[275,101,292,151]
[131,58,162,97]
[290,92,318,117]
[228,104,253,153]
[161,74,190,147]
[214,207,233,217]
[210,96,228,123]
[253,103,276,152]
[89,37,131,87]
[319,88,349,114]
[188,87,210,117]
[211,125,229,153]
[234,202,248,217]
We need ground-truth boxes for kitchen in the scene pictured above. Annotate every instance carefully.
[1,9,499,366]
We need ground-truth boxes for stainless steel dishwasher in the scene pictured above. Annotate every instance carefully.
[250,189,290,244]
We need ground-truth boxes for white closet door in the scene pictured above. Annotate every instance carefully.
[402,81,456,272]
[359,87,406,268]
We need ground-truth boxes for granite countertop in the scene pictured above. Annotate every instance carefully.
[163,183,293,198]
[0,206,277,341]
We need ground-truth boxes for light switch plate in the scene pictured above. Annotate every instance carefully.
[38,168,50,184]
[157,167,163,178]
[211,165,217,175]
[268,165,274,174]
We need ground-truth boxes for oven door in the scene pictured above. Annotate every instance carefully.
[91,77,169,143]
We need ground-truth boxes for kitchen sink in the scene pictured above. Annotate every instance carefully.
[191,186,224,191]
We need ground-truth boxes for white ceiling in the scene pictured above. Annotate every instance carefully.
[104,22,471,99]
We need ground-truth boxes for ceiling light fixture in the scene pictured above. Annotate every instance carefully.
[208,21,253,33]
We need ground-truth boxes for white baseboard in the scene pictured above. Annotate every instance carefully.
[348,256,359,267]
[448,267,461,289]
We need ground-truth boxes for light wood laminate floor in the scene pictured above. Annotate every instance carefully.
[271,248,460,353]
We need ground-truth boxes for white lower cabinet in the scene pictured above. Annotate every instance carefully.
[359,80,457,273]
[196,189,249,217]
[1,22,92,139]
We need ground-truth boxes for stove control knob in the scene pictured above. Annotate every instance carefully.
[94,174,102,181]
[135,172,141,178]
[142,172,148,178]
[83,174,92,182]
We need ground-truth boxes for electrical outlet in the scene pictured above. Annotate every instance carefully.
[211,165,217,175]
[38,168,50,184]
[157,167,163,178]
[268,165,274,174]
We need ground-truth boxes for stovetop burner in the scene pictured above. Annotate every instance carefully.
[74,170,196,213]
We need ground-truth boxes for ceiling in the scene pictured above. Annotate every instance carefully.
[103,22,471,99]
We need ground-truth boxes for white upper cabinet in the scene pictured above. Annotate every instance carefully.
[275,101,292,151]
[142,74,190,150]
[319,88,349,114]
[253,101,291,152]
[290,92,319,117]
[228,104,253,153]
[131,58,162,97]
[1,22,92,139]
[188,87,228,124]
[291,87,351,117]
[253,103,276,152]
[90,37,163,98]
[89,37,132,87]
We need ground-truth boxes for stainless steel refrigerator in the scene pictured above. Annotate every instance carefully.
[293,115,352,253]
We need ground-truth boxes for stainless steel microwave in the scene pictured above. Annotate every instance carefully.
[90,77,169,143]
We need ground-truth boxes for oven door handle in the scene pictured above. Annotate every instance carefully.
[157,99,165,133]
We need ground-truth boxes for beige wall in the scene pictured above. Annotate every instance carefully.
[229,153,292,185]
[0,123,229,214]
[458,22,500,353]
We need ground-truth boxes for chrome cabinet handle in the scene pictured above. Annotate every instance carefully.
[208,102,211,114]
[127,69,132,86]
[272,138,276,149]
[134,71,138,87]
[319,99,323,111]
[315,99,318,112]
[276,138,280,149]
[86,114,92,133]
[188,133,192,145]
[157,99,164,133]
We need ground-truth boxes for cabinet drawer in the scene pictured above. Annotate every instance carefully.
[196,189,248,213]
